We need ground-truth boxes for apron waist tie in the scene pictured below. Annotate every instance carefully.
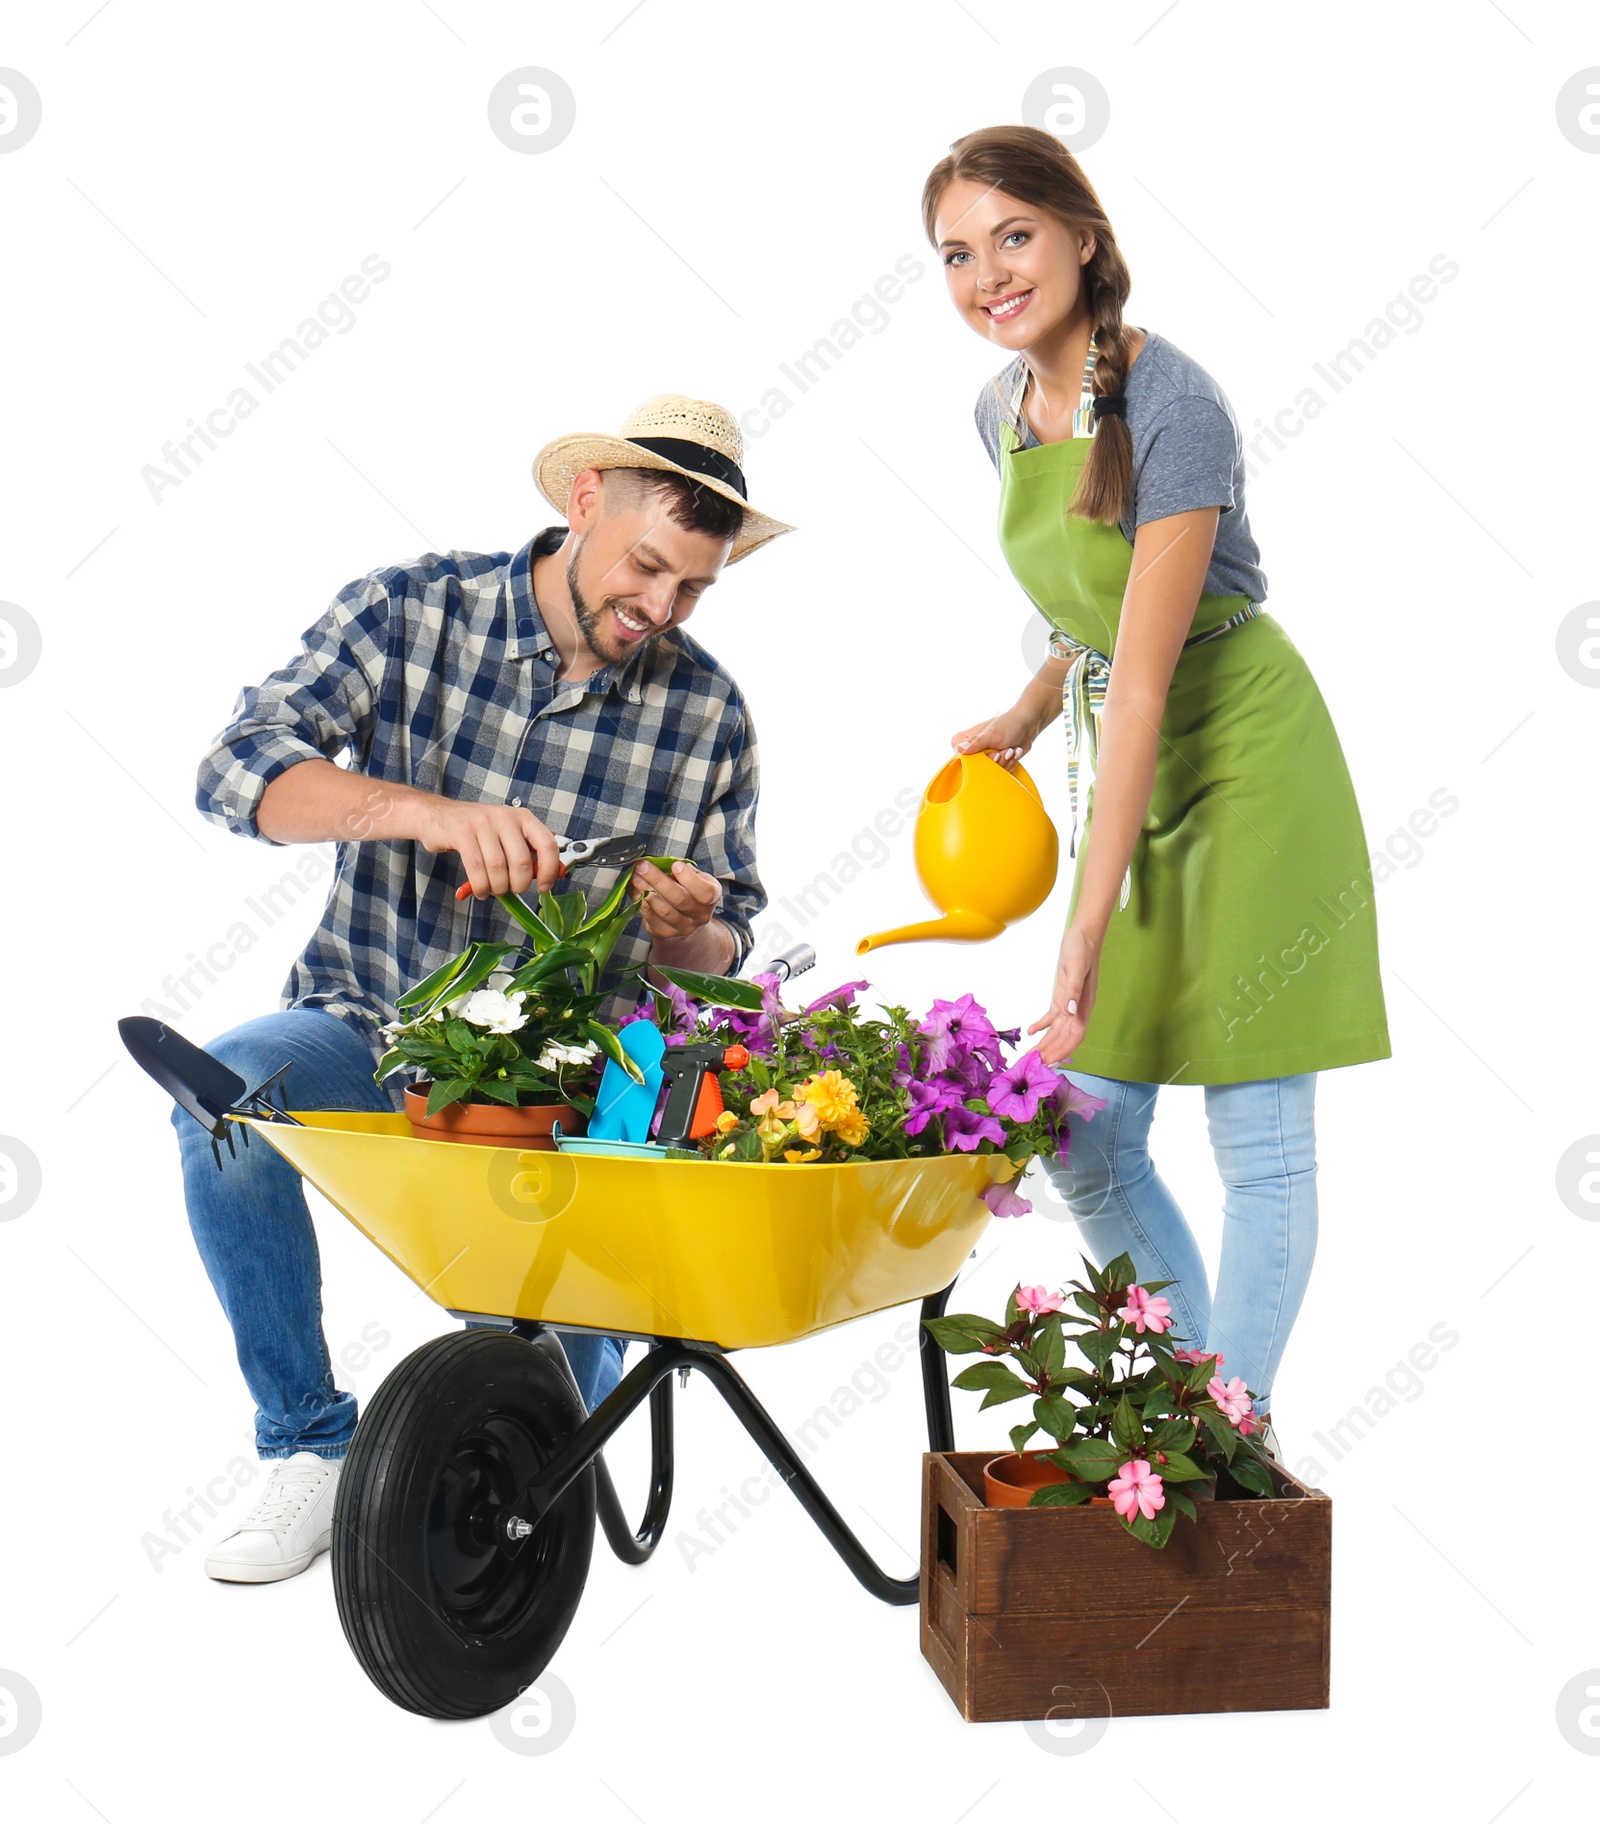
[1051,603,1262,912]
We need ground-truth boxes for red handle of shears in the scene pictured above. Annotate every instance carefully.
[455,864,567,902]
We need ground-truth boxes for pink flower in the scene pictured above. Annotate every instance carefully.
[1107,1459,1165,1521]
[1015,1285,1064,1314]
[942,1105,1006,1152]
[1116,1285,1172,1335]
[1173,1347,1225,1367]
[982,1180,1033,1219]
[1237,1412,1260,1438]
[1208,1375,1254,1427]
[1053,1078,1110,1123]
[984,1049,1061,1123]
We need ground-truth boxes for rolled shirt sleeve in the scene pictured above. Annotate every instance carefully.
[195,573,393,842]
[1133,395,1239,527]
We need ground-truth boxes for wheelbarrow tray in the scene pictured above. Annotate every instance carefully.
[240,1111,1003,1350]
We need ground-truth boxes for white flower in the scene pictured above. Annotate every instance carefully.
[535,1038,599,1071]
[450,988,529,1034]
[486,970,516,992]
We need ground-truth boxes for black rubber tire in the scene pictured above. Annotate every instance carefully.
[332,1329,595,1719]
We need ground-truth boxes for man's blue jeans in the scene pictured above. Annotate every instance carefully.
[173,1008,627,1458]
[1037,1071,1318,1416]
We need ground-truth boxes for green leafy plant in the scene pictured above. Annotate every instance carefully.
[925,1251,1279,1547]
[377,867,675,1118]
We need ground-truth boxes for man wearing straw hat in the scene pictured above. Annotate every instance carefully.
[180,395,790,1583]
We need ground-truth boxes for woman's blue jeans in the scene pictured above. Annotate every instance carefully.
[1037,1071,1318,1415]
[172,1009,627,1458]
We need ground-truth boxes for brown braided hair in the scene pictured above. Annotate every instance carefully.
[922,125,1135,527]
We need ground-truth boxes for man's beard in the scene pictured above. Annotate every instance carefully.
[567,540,654,664]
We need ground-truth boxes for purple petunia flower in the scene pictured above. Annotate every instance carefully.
[985,1048,1061,1123]
[804,979,870,1015]
[919,993,1003,1073]
[945,1048,994,1098]
[718,972,785,1055]
[903,1077,965,1137]
[941,1104,1006,1152]
[1053,1076,1109,1122]
[982,1180,1033,1219]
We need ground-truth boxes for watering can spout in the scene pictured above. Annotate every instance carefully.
[855,910,1007,954]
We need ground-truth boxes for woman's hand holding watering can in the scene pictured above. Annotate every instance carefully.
[1029,924,1100,1066]
[950,707,1036,772]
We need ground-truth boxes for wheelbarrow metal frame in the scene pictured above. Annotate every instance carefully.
[486,1279,958,1604]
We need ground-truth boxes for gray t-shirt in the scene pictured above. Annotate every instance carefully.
[975,328,1268,605]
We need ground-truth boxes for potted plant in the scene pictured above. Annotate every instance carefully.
[918,1252,1332,1721]
[378,869,667,1150]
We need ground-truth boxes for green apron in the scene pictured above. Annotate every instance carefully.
[997,410,1391,1087]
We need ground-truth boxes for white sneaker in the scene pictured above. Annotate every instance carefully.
[205,1451,342,1583]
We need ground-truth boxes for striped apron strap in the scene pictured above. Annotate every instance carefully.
[1050,604,1263,915]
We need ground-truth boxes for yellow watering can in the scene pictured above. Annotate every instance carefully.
[857,753,1059,953]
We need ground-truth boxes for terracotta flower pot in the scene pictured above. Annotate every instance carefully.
[983,1449,1113,1509]
[402,1087,585,1152]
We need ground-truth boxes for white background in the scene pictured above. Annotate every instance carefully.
[1,0,1595,1816]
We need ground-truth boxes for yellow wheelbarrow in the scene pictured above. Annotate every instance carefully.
[121,1017,1003,1720]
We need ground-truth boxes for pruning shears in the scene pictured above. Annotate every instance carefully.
[455,833,655,901]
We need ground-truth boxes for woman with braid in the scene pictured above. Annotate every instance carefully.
[922,126,1390,1456]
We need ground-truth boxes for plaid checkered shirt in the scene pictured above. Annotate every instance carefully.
[196,527,764,1093]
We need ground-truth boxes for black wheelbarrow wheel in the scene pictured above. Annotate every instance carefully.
[332,1328,596,1720]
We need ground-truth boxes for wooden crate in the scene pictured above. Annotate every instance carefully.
[921,1450,1330,1723]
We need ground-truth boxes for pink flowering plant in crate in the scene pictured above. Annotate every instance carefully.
[925,1250,1278,1547]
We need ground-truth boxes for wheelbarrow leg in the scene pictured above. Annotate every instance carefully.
[514,1325,675,1566]
[593,1377,674,1565]
[919,1278,958,1455]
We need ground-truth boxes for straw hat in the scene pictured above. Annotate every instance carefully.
[533,394,794,564]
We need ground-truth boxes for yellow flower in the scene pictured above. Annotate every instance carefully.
[831,1110,870,1149]
[797,1070,860,1132]
[783,1146,822,1164]
[714,1109,741,1134]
